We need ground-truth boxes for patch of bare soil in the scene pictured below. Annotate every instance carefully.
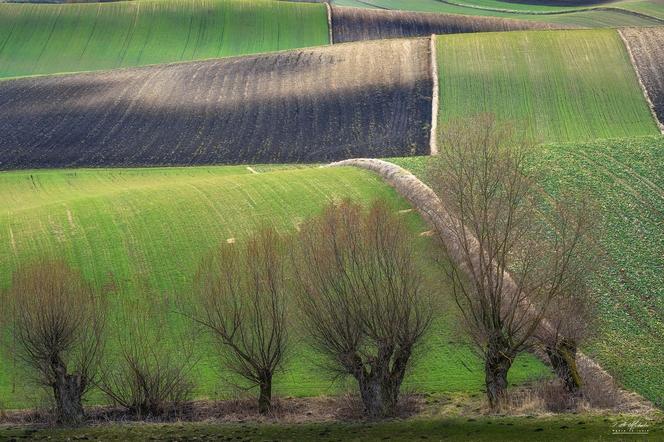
[619,27,664,132]
[0,39,432,169]
[330,6,562,43]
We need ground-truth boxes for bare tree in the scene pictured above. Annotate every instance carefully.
[427,114,594,409]
[535,279,596,395]
[98,298,198,418]
[6,259,106,425]
[187,227,288,414]
[292,200,432,418]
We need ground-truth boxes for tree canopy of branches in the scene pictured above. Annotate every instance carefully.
[427,114,595,409]
[189,227,288,414]
[292,199,432,418]
[6,259,106,425]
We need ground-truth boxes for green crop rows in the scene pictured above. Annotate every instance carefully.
[0,0,329,79]
[0,165,546,409]
[391,135,664,407]
[435,30,660,143]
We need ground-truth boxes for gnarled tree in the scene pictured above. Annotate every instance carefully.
[427,114,594,409]
[293,200,432,418]
[6,259,106,425]
[188,227,288,414]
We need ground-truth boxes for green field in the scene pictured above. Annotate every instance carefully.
[0,165,546,409]
[331,0,664,26]
[392,135,664,407]
[435,30,659,143]
[0,0,329,79]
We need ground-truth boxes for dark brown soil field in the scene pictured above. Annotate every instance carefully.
[0,39,432,169]
[330,6,559,43]
[619,27,664,130]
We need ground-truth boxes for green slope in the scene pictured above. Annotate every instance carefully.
[331,0,664,26]
[435,29,659,143]
[0,0,329,79]
[391,135,664,407]
[0,165,547,409]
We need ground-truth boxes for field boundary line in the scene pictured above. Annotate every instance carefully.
[325,2,334,44]
[328,158,653,411]
[618,29,664,134]
[429,35,439,155]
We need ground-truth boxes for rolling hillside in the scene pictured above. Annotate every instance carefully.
[392,135,664,407]
[0,165,547,408]
[330,5,558,43]
[0,0,329,79]
[435,29,660,142]
[331,0,664,27]
[0,38,432,168]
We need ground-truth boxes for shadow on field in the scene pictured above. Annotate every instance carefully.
[0,40,433,169]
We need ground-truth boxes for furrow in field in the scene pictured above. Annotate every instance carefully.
[0,38,433,169]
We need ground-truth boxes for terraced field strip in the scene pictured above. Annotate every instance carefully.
[390,134,664,408]
[0,165,548,408]
[618,27,664,132]
[329,5,558,43]
[330,0,664,26]
[435,29,659,143]
[0,0,329,79]
[0,38,433,169]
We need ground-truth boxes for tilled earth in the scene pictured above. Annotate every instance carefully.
[620,27,664,130]
[0,39,433,169]
[331,6,558,43]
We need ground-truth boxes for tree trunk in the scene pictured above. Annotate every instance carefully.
[357,373,403,418]
[546,339,581,395]
[485,344,513,410]
[51,356,85,425]
[258,375,272,415]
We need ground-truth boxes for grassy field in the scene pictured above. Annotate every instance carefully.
[0,165,547,409]
[391,135,664,408]
[2,414,663,441]
[0,0,329,79]
[435,30,659,143]
[331,0,664,26]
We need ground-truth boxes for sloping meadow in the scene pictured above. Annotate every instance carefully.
[0,0,329,79]
[0,39,433,168]
[434,29,660,142]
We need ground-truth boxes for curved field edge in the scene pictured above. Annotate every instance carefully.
[619,27,664,132]
[389,135,664,408]
[0,166,547,409]
[435,29,660,143]
[0,0,329,79]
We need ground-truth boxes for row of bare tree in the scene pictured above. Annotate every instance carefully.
[1,115,597,425]
[2,199,431,424]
